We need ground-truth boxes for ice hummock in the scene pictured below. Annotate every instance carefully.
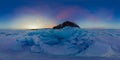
[17,26,94,55]
[0,28,120,58]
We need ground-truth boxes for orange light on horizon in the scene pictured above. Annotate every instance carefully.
[11,15,56,29]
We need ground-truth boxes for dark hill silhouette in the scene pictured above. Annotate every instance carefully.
[53,21,80,29]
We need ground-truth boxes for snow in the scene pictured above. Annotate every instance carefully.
[0,27,120,60]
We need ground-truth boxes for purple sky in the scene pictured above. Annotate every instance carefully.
[0,0,120,29]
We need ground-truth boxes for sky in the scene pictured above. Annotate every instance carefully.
[0,0,120,29]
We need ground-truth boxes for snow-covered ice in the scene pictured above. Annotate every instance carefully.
[0,27,120,60]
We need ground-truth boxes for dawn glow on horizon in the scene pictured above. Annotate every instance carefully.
[0,0,120,29]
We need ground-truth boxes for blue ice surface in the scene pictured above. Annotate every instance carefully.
[0,28,120,60]
[17,27,94,56]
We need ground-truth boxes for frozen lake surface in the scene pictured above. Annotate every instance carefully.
[0,27,120,60]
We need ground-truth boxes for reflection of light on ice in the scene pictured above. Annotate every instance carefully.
[103,46,116,57]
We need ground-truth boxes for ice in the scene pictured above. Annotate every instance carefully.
[0,28,120,60]
[15,27,94,55]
